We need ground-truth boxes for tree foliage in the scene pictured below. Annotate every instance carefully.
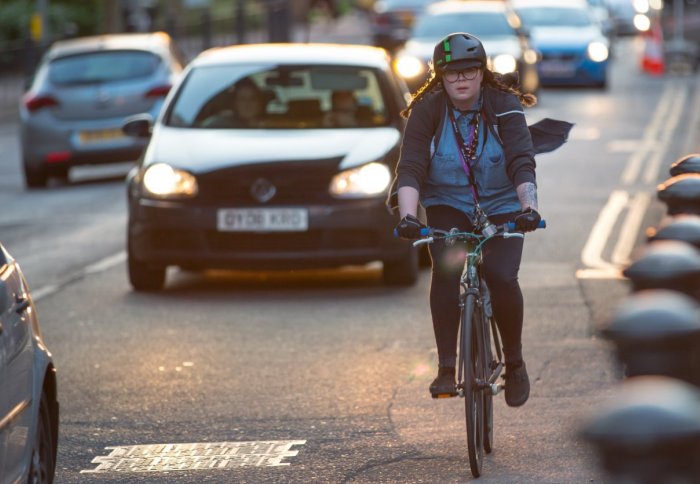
[0,0,103,45]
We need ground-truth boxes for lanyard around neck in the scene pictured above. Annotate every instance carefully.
[447,106,481,203]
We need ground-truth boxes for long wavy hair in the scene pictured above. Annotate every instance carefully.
[400,66,537,118]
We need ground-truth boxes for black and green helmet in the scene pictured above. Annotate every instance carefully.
[432,32,487,73]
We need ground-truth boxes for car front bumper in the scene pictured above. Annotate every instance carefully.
[128,197,410,270]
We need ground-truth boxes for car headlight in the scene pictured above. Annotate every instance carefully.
[329,162,391,198]
[142,162,198,198]
[523,49,538,65]
[492,54,517,74]
[633,14,651,32]
[587,42,609,62]
[394,55,425,79]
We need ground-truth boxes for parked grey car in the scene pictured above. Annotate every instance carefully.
[0,242,58,482]
[19,32,185,188]
[123,43,418,291]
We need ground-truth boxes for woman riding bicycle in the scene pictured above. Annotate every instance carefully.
[393,32,542,407]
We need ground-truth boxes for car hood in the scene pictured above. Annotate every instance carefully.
[529,26,606,48]
[405,36,522,61]
[146,126,402,172]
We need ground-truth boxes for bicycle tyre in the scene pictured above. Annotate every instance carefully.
[461,293,484,477]
[482,312,495,454]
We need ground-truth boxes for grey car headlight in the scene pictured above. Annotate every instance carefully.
[329,162,391,198]
[142,163,198,198]
[492,54,518,74]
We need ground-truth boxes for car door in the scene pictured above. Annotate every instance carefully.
[0,250,35,481]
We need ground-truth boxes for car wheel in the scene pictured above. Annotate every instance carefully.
[383,247,419,286]
[28,391,56,484]
[23,161,48,189]
[128,248,166,291]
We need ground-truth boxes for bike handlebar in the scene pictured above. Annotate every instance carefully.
[407,220,546,247]
[394,219,546,241]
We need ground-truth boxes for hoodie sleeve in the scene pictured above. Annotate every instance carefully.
[494,92,537,187]
[395,94,440,191]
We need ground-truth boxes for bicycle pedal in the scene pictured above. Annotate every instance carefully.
[432,392,458,399]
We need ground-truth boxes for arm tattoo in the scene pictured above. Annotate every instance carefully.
[516,182,538,211]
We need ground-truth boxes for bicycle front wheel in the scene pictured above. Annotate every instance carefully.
[460,293,485,477]
[483,313,495,454]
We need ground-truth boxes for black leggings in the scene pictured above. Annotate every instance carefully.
[426,205,525,368]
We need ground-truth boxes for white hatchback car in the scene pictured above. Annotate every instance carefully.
[0,243,58,482]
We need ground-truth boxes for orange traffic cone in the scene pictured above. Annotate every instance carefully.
[641,17,664,75]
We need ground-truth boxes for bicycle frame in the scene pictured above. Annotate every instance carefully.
[455,237,505,399]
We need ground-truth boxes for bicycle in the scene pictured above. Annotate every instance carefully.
[412,214,545,477]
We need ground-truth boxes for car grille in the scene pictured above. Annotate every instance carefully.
[194,158,342,205]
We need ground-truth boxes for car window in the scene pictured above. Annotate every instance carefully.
[49,50,162,85]
[413,12,515,38]
[165,64,390,129]
[516,7,593,27]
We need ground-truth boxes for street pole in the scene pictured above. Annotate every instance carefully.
[35,0,49,47]
[235,0,246,44]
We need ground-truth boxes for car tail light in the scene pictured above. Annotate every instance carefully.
[23,93,59,112]
[144,85,172,98]
[45,151,71,163]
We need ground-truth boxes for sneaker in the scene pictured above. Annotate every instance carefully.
[429,366,457,398]
[504,361,530,407]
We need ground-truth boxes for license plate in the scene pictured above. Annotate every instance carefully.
[79,128,125,144]
[540,60,576,77]
[217,208,308,232]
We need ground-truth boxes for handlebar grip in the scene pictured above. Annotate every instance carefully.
[393,227,433,238]
[506,220,547,231]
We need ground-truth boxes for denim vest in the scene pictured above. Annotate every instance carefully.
[421,105,521,218]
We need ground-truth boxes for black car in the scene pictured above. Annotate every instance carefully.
[123,43,418,291]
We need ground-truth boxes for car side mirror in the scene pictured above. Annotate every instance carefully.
[122,114,154,138]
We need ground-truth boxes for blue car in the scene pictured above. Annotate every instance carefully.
[512,0,610,88]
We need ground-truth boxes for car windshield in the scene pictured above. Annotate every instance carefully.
[49,50,161,85]
[515,7,592,27]
[413,12,515,38]
[165,64,390,129]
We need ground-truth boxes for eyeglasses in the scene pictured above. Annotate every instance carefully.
[443,67,481,83]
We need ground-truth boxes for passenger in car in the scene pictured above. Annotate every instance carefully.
[323,90,359,127]
[198,77,268,128]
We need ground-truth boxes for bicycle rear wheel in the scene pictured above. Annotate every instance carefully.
[460,293,484,477]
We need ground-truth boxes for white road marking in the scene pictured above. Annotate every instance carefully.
[579,190,629,272]
[577,79,688,280]
[612,192,651,266]
[620,83,675,185]
[32,250,126,302]
[81,440,306,474]
[643,88,687,184]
